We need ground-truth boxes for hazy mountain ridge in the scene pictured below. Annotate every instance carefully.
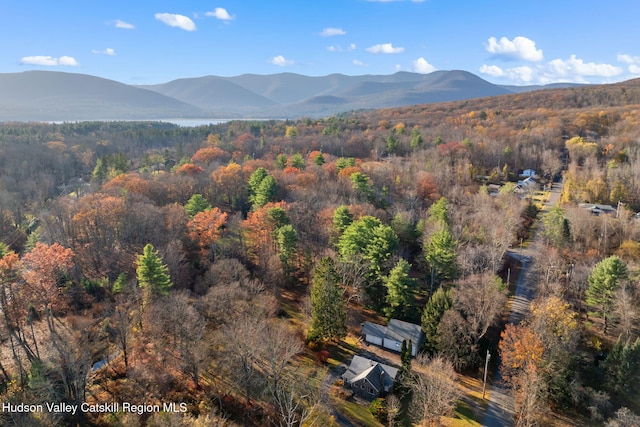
[0,69,587,121]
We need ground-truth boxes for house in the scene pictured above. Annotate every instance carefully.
[362,319,424,357]
[521,169,536,178]
[578,203,617,216]
[342,355,399,400]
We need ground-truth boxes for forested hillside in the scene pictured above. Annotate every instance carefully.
[1,79,640,426]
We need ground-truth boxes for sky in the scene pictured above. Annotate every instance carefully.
[2,0,640,86]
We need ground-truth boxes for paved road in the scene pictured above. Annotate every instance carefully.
[481,180,563,427]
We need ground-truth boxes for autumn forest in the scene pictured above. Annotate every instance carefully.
[2,79,640,426]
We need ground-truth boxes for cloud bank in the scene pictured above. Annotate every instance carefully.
[20,56,79,66]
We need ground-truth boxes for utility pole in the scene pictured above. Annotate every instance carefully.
[482,349,491,399]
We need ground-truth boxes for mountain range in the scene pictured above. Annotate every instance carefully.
[0,70,581,121]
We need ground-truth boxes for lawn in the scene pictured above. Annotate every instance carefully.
[335,399,384,427]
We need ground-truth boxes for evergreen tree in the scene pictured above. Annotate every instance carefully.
[542,206,571,248]
[275,154,288,169]
[313,152,325,166]
[603,337,640,394]
[251,175,277,209]
[248,167,268,195]
[427,197,450,226]
[350,172,374,202]
[386,134,399,154]
[309,257,346,342]
[184,194,211,218]
[332,205,353,234]
[424,224,459,287]
[289,153,305,169]
[277,224,298,277]
[410,128,423,150]
[136,243,172,304]
[586,256,628,333]
[421,287,455,352]
[337,216,399,305]
[384,259,416,319]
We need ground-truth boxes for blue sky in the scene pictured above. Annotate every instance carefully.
[2,0,640,85]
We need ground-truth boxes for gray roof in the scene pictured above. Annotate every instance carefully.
[386,319,424,345]
[362,321,388,337]
[342,355,398,392]
[578,203,617,213]
[362,319,424,346]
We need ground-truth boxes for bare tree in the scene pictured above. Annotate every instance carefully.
[271,376,319,427]
[612,284,638,340]
[221,311,268,405]
[407,354,461,426]
[260,320,304,396]
[386,394,402,427]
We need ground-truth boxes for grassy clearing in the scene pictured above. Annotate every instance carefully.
[335,399,384,427]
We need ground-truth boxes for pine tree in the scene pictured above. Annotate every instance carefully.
[421,287,455,352]
[184,193,211,218]
[424,224,458,287]
[384,259,416,319]
[136,243,172,304]
[309,257,346,342]
[332,205,353,234]
[277,224,298,276]
[587,256,628,333]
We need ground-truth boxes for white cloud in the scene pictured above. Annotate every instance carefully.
[20,55,79,66]
[485,36,543,62]
[114,19,135,29]
[366,43,404,54]
[413,57,436,74]
[618,53,640,74]
[320,27,346,37]
[506,66,535,83]
[92,48,115,56]
[270,55,294,67]
[481,54,622,85]
[547,55,622,78]
[328,43,356,52]
[479,64,504,77]
[155,13,196,31]
[206,8,234,21]
[353,59,367,67]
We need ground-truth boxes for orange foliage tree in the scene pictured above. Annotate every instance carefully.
[175,163,204,176]
[241,202,288,268]
[210,162,245,209]
[20,242,74,317]
[192,146,227,166]
[499,323,546,425]
[187,208,228,262]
